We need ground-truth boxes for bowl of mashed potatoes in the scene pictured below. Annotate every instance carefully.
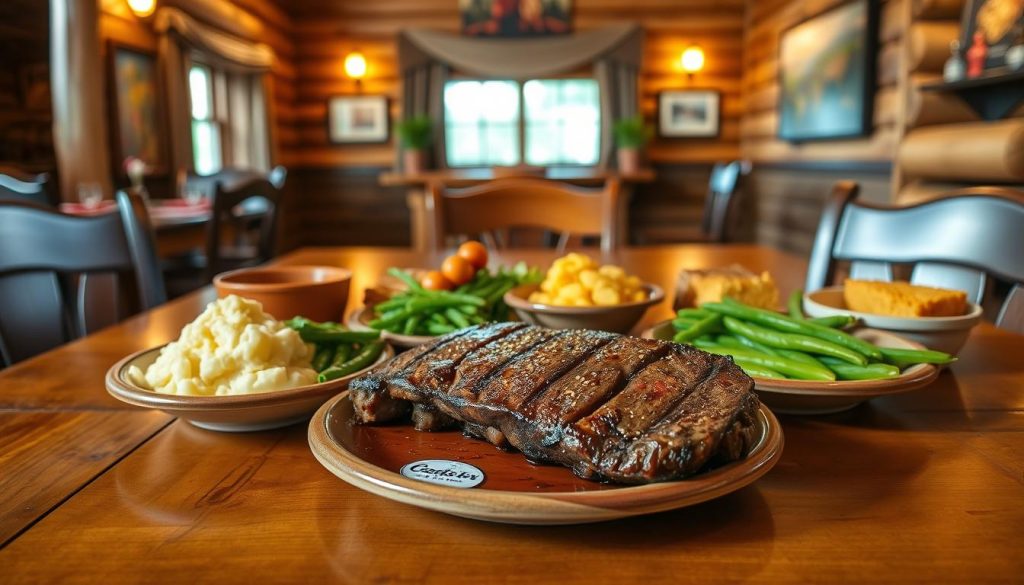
[106,295,393,432]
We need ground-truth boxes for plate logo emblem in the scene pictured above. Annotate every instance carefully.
[399,459,485,489]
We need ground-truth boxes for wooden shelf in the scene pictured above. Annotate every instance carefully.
[919,69,1024,121]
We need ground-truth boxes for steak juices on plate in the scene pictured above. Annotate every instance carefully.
[350,322,760,484]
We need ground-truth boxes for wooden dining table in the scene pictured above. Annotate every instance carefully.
[1,244,1021,584]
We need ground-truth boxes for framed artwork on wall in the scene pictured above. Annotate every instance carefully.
[327,95,390,144]
[777,0,878,142]
[959,0,1024,71]
[657,90,721,138]
[109,43,166,174]
[460,0,573,37]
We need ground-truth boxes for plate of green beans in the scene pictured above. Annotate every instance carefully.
[285,318,394,383]
[642,295,950,415]
[348,265,543,348]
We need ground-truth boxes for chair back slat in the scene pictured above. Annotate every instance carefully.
[0,272,68,365]
[206,177,281,278]
[997,284,1024,334]
[0,195,166,366]
[849,260,893,282]
[116,189,167,309]
[0,166,51,206]
[911,263,987,304]
[831,194,1024,283]
[702,161,748,242]
[428,177,620,254]
[76,273,122,337]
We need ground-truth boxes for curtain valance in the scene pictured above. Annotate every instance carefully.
[154,7,274,73]
[398,24,642,79]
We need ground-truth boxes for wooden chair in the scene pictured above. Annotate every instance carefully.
[205,176,281,279]
[0,165,52,206]
[0,189,166,366]
[701,160,750,243]
[426,177,620,254]
[806,182,1024,333]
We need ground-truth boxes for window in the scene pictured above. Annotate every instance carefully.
[443,78,600,168]
[189,64,222,175]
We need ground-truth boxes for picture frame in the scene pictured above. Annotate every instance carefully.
[777,0,878,143]
[327,95,390,144]
[108,42,167,174]
[657,90,721,138]
[959,0,1024,71]
[460,0,573,37]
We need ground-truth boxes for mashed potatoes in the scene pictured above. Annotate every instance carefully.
[129,295,317,396]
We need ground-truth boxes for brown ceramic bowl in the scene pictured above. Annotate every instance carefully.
[213,265,351,322]
[105,342,394,432]
[504,283,664,334]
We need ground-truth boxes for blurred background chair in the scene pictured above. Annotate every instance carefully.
[638,160,749,244]
[0,165,53,206]
[426,177,620,254]
[205,176,282,279]
[806,182,1024,333]
[0,189,165,366]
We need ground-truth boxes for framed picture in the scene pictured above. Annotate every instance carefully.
[658,90,721,138]
[327,95,389,144]
[777,0,878,142]
[460,0,572,37]
[959,0,1024,70]
[108,43,166,174]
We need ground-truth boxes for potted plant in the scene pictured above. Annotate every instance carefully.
[613,115,651,175]
[396,115,433,175]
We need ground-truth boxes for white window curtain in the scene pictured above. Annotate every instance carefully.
[154,7,274,175]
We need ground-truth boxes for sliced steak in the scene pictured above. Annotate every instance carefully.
[349,324,760,484]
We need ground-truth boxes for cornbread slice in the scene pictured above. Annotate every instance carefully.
[843,280,967,317]
[684,270,778,311]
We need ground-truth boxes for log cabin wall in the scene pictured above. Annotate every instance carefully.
[284,0,747,247]
[740,0,907,254]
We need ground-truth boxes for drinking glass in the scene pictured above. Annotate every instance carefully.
[77,183,103,209]
[183,186,205,206]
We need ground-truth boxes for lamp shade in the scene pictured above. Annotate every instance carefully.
[680,45,705,74]
[344,52,368,79]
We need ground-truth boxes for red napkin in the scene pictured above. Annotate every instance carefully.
[59,201,117,216]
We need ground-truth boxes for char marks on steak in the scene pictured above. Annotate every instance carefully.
[349,324,760,484]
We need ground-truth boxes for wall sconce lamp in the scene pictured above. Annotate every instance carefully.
[680,45,705,79]
[127,0,157,18]
[344,51,368,83]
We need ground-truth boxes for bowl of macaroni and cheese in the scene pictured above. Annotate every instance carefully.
[106,295,393,432]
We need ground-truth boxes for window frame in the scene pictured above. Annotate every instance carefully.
[188,61,226,175]
[442,74,602,169]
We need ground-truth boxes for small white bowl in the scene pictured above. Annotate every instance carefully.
[504,283,664,334]
[803,286,982,355]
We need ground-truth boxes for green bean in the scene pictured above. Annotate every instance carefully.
[445,307,470,329]
[676,308,712,319]
[878,347,956,368]
[705,300,882,360]
[329,343,353,368]
[407,296,484,312]
[311,345,334,372]
[387,268,423,292]
[318,341,385,383]
[718,333,780,356]
[721,316,867,365]
[429,312,448,326]
[692,339,835,381]
[297,326,380,344]
[373,297,408,313]
[788,290,805,320]
[672,317,700,330]
[733,358,787,379]
[457,270,490,294]
[673,313,723,343]
[809,315,856,329]
[775,348,827,369]
[427,323,456,335]
[403,315,422,335]
[819,357,901,381]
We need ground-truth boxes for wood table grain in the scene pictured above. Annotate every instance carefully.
[1,245,1022,585]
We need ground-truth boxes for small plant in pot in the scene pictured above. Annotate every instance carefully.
[613,115,652,174]
[396,115,433,175]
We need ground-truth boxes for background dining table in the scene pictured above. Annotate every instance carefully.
[1,244,1021,584]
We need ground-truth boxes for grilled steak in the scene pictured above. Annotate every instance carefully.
[349,323,760,484]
